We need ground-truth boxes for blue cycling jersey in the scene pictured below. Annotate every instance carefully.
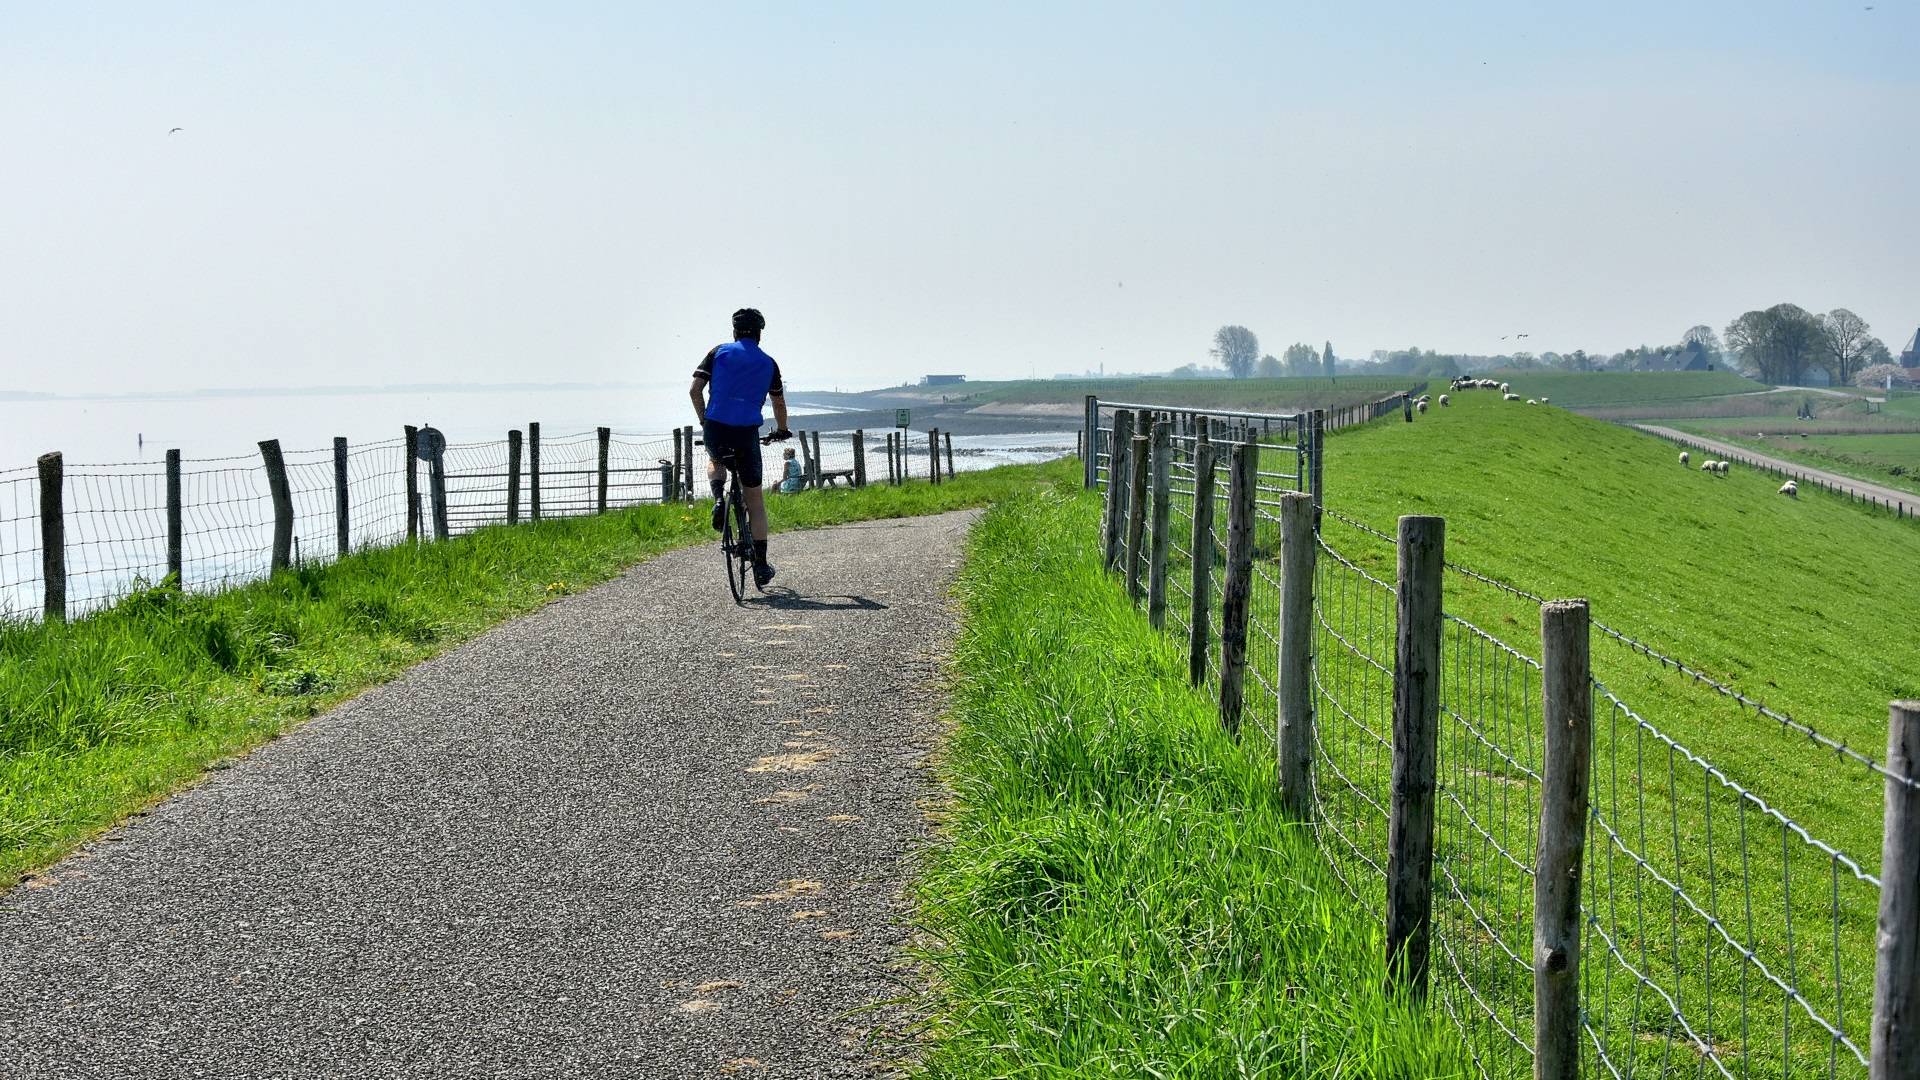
[694,340,784,427]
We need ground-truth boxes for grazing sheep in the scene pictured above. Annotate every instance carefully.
[1540,397,1550,405]
[1679,451,1690,466]
[1701,460,1717,472]
[1417,400,1428,413]
[1779,480,1798,497]
[1439,394,1450,406]
[1716,461,1731,475]
[1503,393,1520,401]
[1499,382,1511,394]
[1526,398,1538,405]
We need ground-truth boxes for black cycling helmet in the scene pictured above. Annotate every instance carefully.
[732,308,766,338]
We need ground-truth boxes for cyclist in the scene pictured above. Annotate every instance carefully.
[689,307,791,588]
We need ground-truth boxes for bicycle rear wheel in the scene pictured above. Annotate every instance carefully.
[730,487,751,599]
[722,480,747,603]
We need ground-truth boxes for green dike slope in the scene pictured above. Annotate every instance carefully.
[1482,370,1766,407]
[1321,392,1912,1070]
[916,481,1462,1075]
[964,374,1420,412]
[0,465,1061,883]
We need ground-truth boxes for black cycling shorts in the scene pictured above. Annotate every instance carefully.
[701,419,764,489]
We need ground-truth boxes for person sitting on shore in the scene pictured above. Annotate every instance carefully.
[778,447,804,493]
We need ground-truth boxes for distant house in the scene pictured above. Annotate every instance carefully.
[1631,341,1715,372]
[922,374,966,386]
[1899,327,1920,368]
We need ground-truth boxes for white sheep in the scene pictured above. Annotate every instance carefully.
[1540,397,1550,405]
[1526,398,1538,405]
[1679,451,1690,466]
[1417,400,1428,413]
[1438,394,1450,406]
[1701,460,1717,472]
[1716,461,1731,475]
[1779,480,1798,497]
[1499,382,1511,394]
[1503,393,1520,401]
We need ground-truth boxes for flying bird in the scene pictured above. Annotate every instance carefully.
[168,127,182,134]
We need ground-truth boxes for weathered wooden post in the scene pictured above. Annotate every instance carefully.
[1536,598,1592,1079]
[1083,395,1099,488]
[1278,490,1317,818]
[1147,419,1172,629]
[929,428,942,485]
[1404,393,1414,423]
[796,428,814,488]
[1217,443,1257,736]
[1187,428,1216,686]
[944,431,955,480]
[1309,409,1326,528]
[404,425,421,541]
[165,449,183,584]
[36,452,64,621]
[853,430,867,487]
[1125,432,1150,603]
[333,437,350,557]
[1103,410,1134,571]
[657,461,672,502]
[671,426,683,501]
[426,441,450,540]
[885,433,897,485]
[506,430,523,524]
[1386,514,1444,999]
[259,439,294,571]
[528,422,542,522]
[1875,700,1920,1080]
[596,427,611,512]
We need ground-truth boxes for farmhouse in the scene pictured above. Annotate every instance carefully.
[1900,327,1920,368]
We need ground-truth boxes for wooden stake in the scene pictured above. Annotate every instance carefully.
[165,449,183,585]
[1125,433,1150,603]
[404,425,421,540]
[506,429,523,524]
[1386,514,1444,999]
[1187,427,1215,686]
[259,439,294,571]
[1103,410,1134,571]
[1536,598,1592,1080]
[596,426,611,512]
[1277,490,1317,819]
[528,422,542,522]
[1874,700,1920,1080]
[333,437,350,557]
[37,452,64,622]
[1218,442,1256,736]
[1147,419,1172,628]
[853,429,866,487]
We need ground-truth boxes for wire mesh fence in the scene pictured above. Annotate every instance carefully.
[1085,394,1909,1078]
[1,419,989,622]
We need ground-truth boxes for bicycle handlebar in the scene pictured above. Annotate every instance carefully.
[760,430,793,445]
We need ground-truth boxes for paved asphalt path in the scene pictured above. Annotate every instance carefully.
[0,511,978,1079]
[1635,424,1919,516]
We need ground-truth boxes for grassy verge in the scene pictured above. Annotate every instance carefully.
[1486,370,1766,408]
[1667,422,1920,496]
[914,480,1465,1076]
[951,375,1422,412]
[0,463,1062,883]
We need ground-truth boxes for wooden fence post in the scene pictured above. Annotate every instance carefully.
[929,428,942,485]
[853,430,867,487]
[1103,410,1134,570]
[1386,514,1445,999]
[944,431,955,480]
[528,422,542,522]
[1536,598,1592,1079]
[1125,432,1150,603]
[36,452,64,622]
[1084,395,1099,488]
[1874,700,1920,1080]
[165,449,183,585]
[333,437,350,557]
[596,427,611,512]
[812,431,825,487]
[1310,410,1326,528]
[1217,443,1256,736]
[671,425,683,501]
[885,433,896,485]
[506,430,523,524]
[426,442,450,540]
[404,425,421,540]
[259,439,294,571]
[1147,419,1172,629]
[1187,428,1216,686]
[1278,490,1317,818]
[797,428,814,488]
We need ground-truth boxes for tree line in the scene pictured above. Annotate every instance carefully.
[1199,303,1901,386]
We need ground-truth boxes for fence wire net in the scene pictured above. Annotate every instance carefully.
[1091,398,1893,1079]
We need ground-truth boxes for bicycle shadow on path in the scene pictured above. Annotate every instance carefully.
[744,587,888,612]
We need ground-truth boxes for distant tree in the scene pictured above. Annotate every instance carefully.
[1725,304,1823,384]
[1256,353,1283,378]
[1559,349,1593,372]
[1282,342,1318,377]
[1682,325,1723,357]
[1856,363,1904,390]
[1211,325,1259,379]
[1860,337,1893,368]
[1322,341,1336,379]
[1819,309,1874,387]
[1170,363,1203,379]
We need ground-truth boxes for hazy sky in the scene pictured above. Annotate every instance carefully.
[4,2,1915,394]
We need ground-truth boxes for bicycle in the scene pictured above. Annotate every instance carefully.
[705,429,791,603]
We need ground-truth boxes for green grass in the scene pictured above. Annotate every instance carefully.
[0,464,1061,883]
[939,375,1423,413]
[1308,394,1913,1074]
[1669,424,1920,497]
[914,481,1466,1076]
[1484,370,1766,408]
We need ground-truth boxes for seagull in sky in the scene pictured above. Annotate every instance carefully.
[168,127,183,134]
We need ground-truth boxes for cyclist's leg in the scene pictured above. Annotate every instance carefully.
[743,485,769,542]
